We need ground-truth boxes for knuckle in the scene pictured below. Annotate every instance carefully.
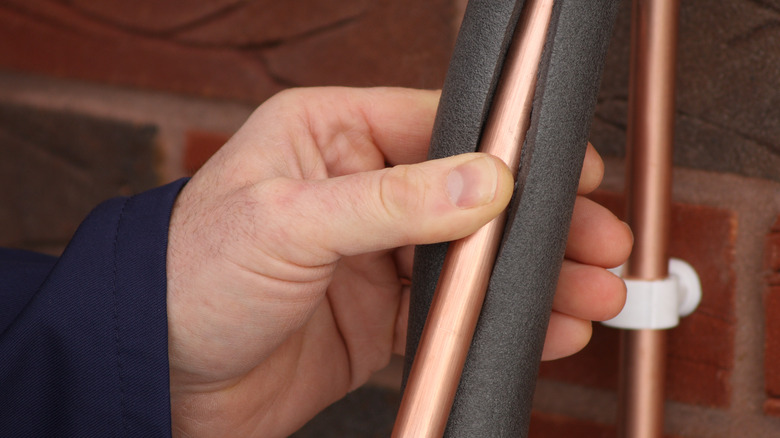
[377,165,426,222]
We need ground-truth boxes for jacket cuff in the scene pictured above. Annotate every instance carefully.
[0,178,187,436]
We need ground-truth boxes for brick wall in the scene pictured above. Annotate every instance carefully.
[2,1,780,437]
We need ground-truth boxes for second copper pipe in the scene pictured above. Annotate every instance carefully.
[619,0,680,437]
[392,1,555,436]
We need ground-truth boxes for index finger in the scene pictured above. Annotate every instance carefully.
[288,87,441,176]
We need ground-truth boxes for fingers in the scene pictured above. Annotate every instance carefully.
[392,262,628,360]
[578,143,604,194]
[340,88,441,166]
[542,248,629,362]
[554,260,626,322]
[566,196,633,268]
[393,261,626,361]
[256,153,515,264]
[269,87,442,176]
[541,312,593,361]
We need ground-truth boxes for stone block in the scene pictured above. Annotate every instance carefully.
[0,0,456,102]
[593,0,780,181]
[0,102,158,251]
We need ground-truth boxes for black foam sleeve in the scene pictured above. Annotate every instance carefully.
[402,1,621,437]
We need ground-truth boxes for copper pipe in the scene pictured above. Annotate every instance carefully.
[392,1,555,436]
[618,0,680,437]
[619,330,668,438]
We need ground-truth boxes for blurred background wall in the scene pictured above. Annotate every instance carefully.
[1,1,779,436]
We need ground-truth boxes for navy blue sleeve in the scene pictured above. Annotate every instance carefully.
[0,178,188,437]
[0,249,57,332]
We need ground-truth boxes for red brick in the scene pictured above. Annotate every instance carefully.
[66,0,253,34]
[668,203,736,321]
[538,324,620,390]
[184,130,231,175]
[0,1,456,102]
[765,398,780,418]
[0,2,281,103]
[765,227,780,284]
[64,0,373,48]
[765,287,780,402]
[666,354,731,408]
[174,1,370,46]
[540,190,736,408]
[529,411,687,438]
[529,412,615,438]
[263,0,455,88]
[763,218,780,415]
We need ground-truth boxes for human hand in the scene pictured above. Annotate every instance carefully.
[165,87,632,437]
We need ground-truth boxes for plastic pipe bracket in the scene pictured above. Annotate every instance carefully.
[602,258,701,330]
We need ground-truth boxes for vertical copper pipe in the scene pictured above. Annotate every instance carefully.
[619,0,679,437]
[392,1,554,436]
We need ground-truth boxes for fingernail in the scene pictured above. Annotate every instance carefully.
[446,157,498,208]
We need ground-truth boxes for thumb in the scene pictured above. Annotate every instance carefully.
[258,153,515,263]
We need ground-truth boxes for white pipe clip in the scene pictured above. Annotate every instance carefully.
[602,258,701,330]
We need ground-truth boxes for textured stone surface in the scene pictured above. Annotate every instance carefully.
[539,191,737,408]
[592,0,780,182]
[0,102,157,251]
[0,0,456,102]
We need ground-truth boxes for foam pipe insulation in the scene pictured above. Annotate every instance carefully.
[400,1,622,436]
